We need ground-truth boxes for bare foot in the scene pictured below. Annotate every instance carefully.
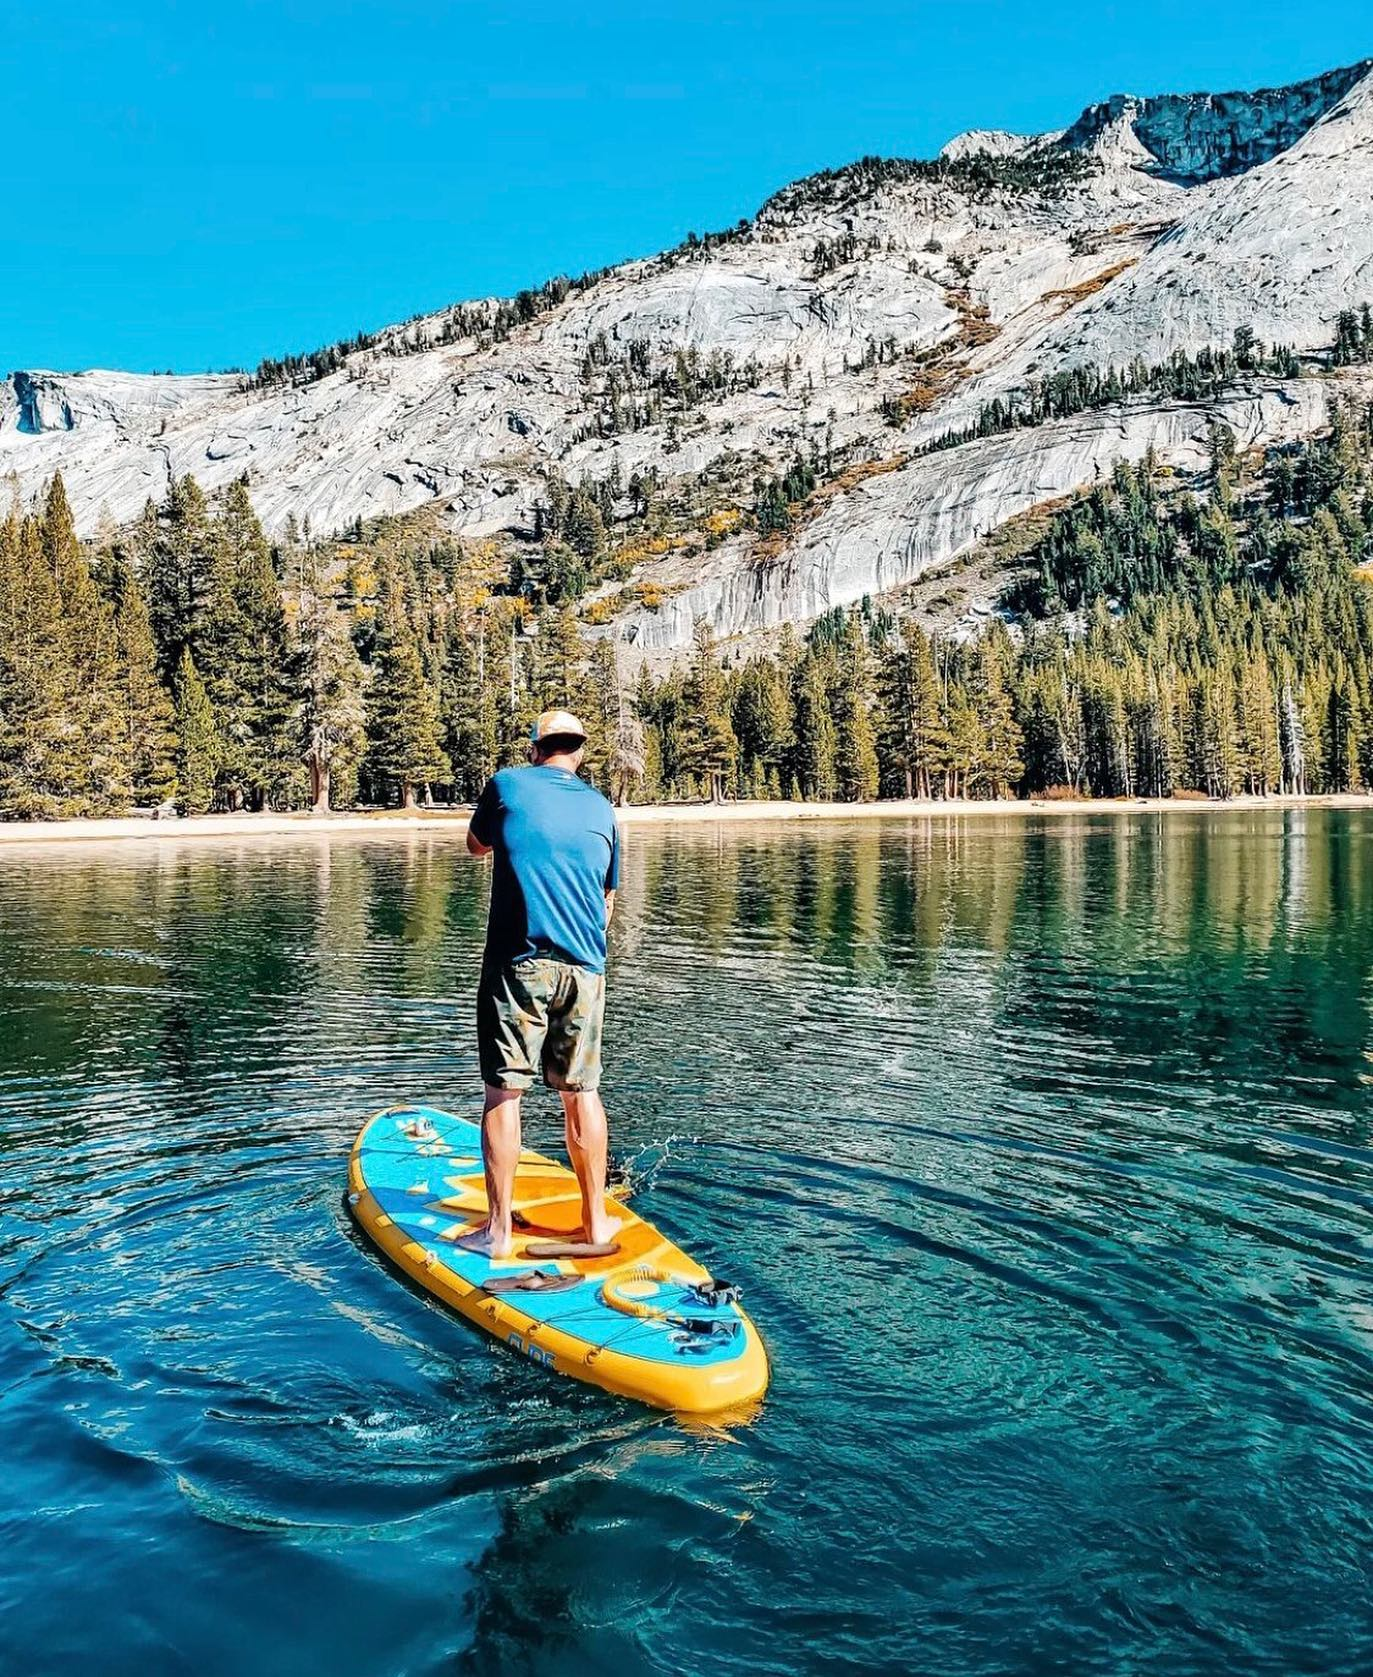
[582,1212,623,1248]
[454,1222,515,1259]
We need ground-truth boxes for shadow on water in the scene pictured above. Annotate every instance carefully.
[2,813,1373,1675]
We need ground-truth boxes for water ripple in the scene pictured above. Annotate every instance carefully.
[2,816,1373,1673]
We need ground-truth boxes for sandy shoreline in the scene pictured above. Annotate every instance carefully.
[0,793,1370,846]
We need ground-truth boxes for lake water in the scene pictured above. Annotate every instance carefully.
[2,810,1372,1676]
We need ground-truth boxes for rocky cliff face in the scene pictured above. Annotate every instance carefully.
[5,58,1373,654]
[12,372,72,434]
[1056,60,1372,184]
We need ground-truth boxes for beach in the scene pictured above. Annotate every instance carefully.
[2,792,1371,845]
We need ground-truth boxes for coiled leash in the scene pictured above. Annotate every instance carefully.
[598,1266,742,1346]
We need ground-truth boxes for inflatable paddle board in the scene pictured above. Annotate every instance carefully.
[347,1105,769,1414]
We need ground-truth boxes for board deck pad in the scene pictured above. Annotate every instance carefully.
[348,1105,769,1414]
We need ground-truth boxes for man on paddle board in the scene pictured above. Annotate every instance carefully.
[460,709,622,1259]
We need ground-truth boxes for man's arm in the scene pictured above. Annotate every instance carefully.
[604,818,621,923]
[467,780,498,857]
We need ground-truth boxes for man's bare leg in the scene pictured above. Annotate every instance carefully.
[456,1084,523,1257]
[560,1090,622,1247]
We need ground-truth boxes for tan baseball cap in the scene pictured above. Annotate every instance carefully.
[531,708,587,743]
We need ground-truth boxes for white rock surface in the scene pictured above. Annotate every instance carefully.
[939,130,1041,162]
[1017,69,1373,373]
[616,374,1372,650]
[4,57,1373,653]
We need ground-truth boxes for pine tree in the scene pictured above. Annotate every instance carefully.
[1184,668,1241,797]
[1300,667,1331,794]
[911,629,954,797]
[1082,659,1130,796]
[834,615,879,801]
[580,636,645,804]
[1015,664,1060,794]
[442,610,499,802]
[40,474,130,812]
[201,478,297,809]
[493,606,540,768]
[103,547,178,805]
[0,487,138,817]
[943,682,983,799]
[792,647,837,799]
[679,622,738,801]
[1326,662,1363,792]
[173,649,219,816]
[969,631,1024,797]
[538,606,586,713]
[1125,664,1175,798]
[1236,647,1281,795]
[144,476,217,680]
[296,548,366,812]
[877,620,934,797]
[632,661,665,800]
[364,570,450,807]
[733,656,794,790]
[0,507,74,817]
[563,491,607,563]
[1017,652,1086,793]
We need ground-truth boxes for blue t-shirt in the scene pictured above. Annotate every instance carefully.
[469,765,621,974]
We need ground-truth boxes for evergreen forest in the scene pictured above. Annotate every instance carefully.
[5,385,1373,819]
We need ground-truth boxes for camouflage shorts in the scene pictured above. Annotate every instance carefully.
[477,959,606,1093]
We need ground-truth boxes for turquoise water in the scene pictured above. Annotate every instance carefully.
[2,811,1372,1675]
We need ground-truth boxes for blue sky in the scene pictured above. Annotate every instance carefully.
[4,1,1370,373]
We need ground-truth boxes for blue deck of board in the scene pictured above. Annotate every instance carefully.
[356,1106,747,1370]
